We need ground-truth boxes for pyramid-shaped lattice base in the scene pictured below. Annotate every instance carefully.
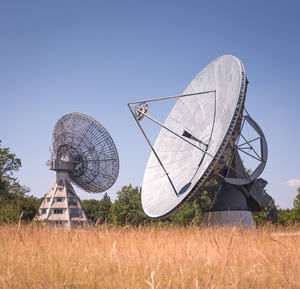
[36,172,88,228]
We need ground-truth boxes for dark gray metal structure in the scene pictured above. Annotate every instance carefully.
[129,55,277,226]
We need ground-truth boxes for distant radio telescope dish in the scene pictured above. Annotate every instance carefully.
[129,55,277,226]
[53,112,119,192]
[36,112,119,228]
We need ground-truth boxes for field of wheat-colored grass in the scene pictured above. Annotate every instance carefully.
[0,224,299,289]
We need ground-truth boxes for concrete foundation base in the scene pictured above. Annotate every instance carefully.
[202,211,254,227]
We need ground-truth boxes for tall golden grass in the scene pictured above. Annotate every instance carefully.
[0,224,299,289]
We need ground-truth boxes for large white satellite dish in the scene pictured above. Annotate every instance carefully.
[129,55,277,225]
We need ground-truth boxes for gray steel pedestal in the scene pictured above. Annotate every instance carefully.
[202,183,254,226]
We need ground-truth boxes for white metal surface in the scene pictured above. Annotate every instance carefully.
[142,55,246,217]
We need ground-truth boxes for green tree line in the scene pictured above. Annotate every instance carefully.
[81,186,216,226]
[81,186,300,226]
[0,140,41,222]
[1,140,300,226]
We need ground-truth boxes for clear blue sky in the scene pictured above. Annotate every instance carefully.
[0,0,299,208]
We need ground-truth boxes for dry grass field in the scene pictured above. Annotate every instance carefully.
[0,224,299,289]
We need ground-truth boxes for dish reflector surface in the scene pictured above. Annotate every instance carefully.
[142,55,246,217]
[52,112,119,193]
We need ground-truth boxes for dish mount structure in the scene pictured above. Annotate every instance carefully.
[36,112,119,227]
[129,55,277,226]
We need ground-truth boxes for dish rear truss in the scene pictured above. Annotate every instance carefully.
[51,112,119,193]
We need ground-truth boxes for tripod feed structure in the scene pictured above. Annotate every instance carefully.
[129,55,277,226]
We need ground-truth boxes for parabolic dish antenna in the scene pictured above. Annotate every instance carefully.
[129,55,277,225]
[36,112,119,227]
[52,112,119,192]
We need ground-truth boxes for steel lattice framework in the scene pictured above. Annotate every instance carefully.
[52,112,119,192]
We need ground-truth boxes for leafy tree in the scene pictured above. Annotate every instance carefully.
[252,211,268,226]
[293,187,300,210]
[278,187,300,225]
[111,185,150,226]
[291,187,300,223]
[82,193,112,224]
[0,140,41,223]
[257,188,300,226]
[0,141,21,176]
[20,195,43,221]
[194,190,215,218]
[97,193,113,223]
[0,140,21,195]
[171,190,215,225]
[277,209,295,226]
[172,202,195,225]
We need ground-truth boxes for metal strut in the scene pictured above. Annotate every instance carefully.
[128,90,216,197]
